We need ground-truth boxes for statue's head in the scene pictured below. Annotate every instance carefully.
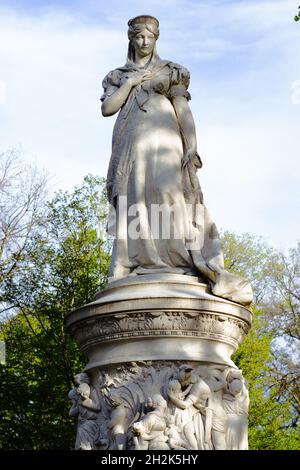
[177,364,193,384]
[132,421,146,435]
[229,378,243,396]
[77,382,90,400]
[127,15,159,62]
[166,415,175,426]
[209,368,224,380]
[145,396,154,410]
[74,372,90,385]
[226,368,243,383]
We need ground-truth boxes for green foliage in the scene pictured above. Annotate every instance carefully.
[222,232,300,450]
[0,182,299,449]
[0,175,110,449]
[0,315,81,449]
[221,230,274,304]
[295,6,300,21]
[233,306,299,449]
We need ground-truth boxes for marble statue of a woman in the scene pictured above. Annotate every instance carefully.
[101,15,252,306]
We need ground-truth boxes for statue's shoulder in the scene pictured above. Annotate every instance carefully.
[163,62,190,91]
[166,61,190,75]
[102,68,123,85]
[165,61,190,86]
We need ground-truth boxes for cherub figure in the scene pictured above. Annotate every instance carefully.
[223,369,249,450]
[132,394,170,450]
[165,415,189,450]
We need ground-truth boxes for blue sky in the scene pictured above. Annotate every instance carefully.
[0,0,299,249]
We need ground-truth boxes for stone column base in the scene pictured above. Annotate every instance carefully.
[66,274,251,450]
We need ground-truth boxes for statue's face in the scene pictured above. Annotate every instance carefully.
[132,28,156,57]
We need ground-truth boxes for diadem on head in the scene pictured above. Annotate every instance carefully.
[127,15,160,40]
[128,15,159,28]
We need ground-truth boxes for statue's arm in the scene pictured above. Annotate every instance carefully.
[101,80,133,117]
[101,71,152,117]
[171,96,197,161]
[204,407,213,447]
[168,393,194,410]
[81,397,101,412]
[139,431,156,441]
[108,406,126,428]
[69,403,79,417]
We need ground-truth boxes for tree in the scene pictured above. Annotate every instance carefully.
[0,175,110,449]
[0,150,48,317]
[221,231,275,304]
[0,175,299,449]
[222,232,300,449]
[267,244,300,440]
[232,305,299,450]
[295,5,300,22]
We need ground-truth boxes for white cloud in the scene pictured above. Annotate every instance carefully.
[199,115,300,249]
[0,7,124,187]
[0,1,299,249]
[291,80,300,105]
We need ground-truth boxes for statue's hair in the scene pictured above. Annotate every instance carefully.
[127,15,159,41]
[226,368,243,383]
[74,372,90,385]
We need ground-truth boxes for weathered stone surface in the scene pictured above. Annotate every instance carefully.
[66,274,251,370]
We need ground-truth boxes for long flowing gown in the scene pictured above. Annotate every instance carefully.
[101,55,253,306]
[223,390,249,450]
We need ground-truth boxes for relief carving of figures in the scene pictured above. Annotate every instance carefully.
[70,312,250,354]
[223,369,249,450]
[165,415,189,450]
[167,365,212,450]
[68,372,101,450]
[132,394,169,450]
[68,362,249,450]
[107,389,131,450]
[204,368,228,450]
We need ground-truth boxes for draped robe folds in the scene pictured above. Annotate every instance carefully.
[223,388,249,450]
[101,55,253,306]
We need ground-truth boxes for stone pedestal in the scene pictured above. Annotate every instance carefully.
[66,274,252,450]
